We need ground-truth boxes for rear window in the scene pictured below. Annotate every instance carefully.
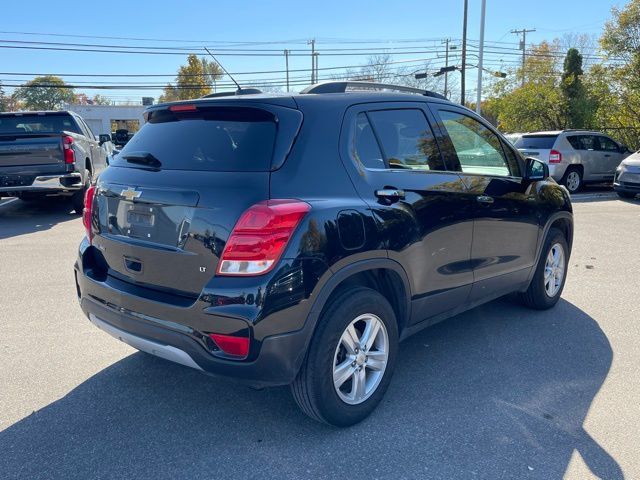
[112,107,277,172]
[0,114,80,135]
[514,135,558,149]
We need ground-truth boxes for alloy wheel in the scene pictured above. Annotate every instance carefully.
[566,171,580,192]
[544,242,565,297]
[332,313,389,405]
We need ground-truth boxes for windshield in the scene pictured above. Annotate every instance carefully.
[112,107,277,172]
[0,114,81,135]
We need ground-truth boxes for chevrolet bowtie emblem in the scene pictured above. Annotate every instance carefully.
[121,187,141,201]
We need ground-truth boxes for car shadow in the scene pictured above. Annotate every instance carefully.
[0,197,78,240]
[0,298,623,479]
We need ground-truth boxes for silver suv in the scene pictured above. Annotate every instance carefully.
[514,130,632,193]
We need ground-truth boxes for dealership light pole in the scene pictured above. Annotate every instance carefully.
[475,0,486,115]
[461,0,468,106]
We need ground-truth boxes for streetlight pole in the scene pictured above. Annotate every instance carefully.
[461,0,468,106]
[476,0,487,115]
[284,49,290,92]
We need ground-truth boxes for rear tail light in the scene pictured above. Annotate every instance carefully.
[217,199,311,276]
[549,149,562,164]
[83,185,96,242]
[209,333,250,358]
[63,135,75,164]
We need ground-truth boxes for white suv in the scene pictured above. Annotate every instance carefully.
[514,130,632,193]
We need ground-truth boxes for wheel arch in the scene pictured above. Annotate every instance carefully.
[293,259,412,376]
[526,211,573,286]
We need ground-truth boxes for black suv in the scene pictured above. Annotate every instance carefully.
[75,82,573,426]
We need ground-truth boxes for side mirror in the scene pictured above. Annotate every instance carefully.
[98,134,111,145]
[621,144,632,154]
[525,157,549,181]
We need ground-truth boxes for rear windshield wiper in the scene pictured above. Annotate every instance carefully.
[122,151,161,168]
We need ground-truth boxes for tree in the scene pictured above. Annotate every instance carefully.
[561,48,593,128]
[14,75,76,110]
[0,81,8,112]
[597,0,640,147]
[91,94,112,105]
[484,42,566,131]
[201,58,224,91]
[159,54,223,102]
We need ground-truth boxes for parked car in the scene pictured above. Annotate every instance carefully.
[514,130,632,193]
[0,110,109,212]
[74,81,573,426]
[614,151,640,199]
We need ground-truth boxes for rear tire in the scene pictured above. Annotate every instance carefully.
[72,169,91,215]
[520,228,569,310]
[291,286,398,427]
[561,167,582,194]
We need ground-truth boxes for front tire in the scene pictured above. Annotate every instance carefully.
[520,228,569,310]
[291,287,398,427]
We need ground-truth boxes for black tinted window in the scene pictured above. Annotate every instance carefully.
[112,107,276,172]
[0,114,81,134]
[352,113,385,169]
[515,135,558,149]
[368,109,444,170]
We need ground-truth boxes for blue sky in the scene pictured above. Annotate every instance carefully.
[0,0,622,102]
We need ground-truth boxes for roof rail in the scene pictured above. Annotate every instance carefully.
[300,81,447,100]
[202,87,263,98]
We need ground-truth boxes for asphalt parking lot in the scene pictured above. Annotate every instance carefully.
[0,188,638,480]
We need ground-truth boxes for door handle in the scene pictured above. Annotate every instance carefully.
[375,188,405,203]
[604,154,611,157]
[476,195,494,204]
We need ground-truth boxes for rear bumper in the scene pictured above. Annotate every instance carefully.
[0,172,83,193]
[78,295,308,387]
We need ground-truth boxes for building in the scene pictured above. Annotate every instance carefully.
[63,104,147,136]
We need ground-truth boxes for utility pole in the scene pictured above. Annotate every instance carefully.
[308,39,316,84]
[511,28,536,87]
[284,49,290,92]
[461,0,468,106]
[476,0,487,115]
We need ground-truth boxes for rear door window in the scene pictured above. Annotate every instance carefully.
[580,135,597,151]
[514,135,558,149]
[367,109,445,171]
[111,107,277,172]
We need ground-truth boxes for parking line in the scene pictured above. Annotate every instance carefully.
[0,197,18,208]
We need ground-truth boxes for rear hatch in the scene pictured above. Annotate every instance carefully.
[91,101,302,298]
[515,134,559,163]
